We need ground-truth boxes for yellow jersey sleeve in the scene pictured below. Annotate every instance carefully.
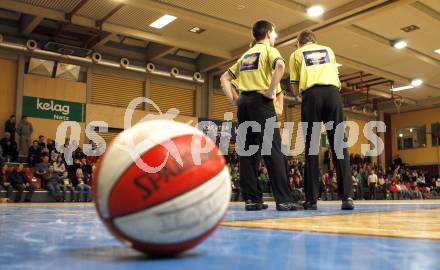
[289,51,301,83]
[267,47,284,69]
[231,79,239,89]
[228,61,240,79]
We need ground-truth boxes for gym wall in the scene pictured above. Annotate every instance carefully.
[211,91,237,121]
[287,105,305,161]
[391,107,440,166]
[87,68,198,143]
[346,117,369,156]
[0,57,17,135]
[22,74,87,145]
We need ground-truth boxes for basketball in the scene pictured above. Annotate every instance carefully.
[92,120,231,256]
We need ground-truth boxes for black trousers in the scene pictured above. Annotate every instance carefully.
[237,92,292,204]
[13,183,35,202]
[301,85,353,202]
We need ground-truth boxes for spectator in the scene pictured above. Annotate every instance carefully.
[81,157,92,179]
[38,135,46,149]
[75,168,91,202]
[68,159,83,186]
[39,147,50,161]
[58,171,76,202]
[352,171,360,200]
[258,166,270,193]
[400,181,411,199]
[34,156,50,182]
[53,156,66,175]
[327,172,337,200]
[0,163,13,201]
[8,164,35,202]
[28,140,41,167]
[46,139,55,154]
[0,132,18,162]
[85,141,99,164]
[4,115,16,141]
[368,170,378,200]
[378,174,387,199]
[393,155,403,169]
[72,141,86,160]
[43,165,63,202]
[389,180,399,200]
[319,173,329,200]
[16,116,33,157]
[355,169,364,200]
[50,148,60,164]
[436,178,440,193]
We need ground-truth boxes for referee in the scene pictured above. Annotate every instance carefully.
[289,30,354,210]
[220,20,301,211]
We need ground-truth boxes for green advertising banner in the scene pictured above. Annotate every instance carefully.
[22,96,85,122]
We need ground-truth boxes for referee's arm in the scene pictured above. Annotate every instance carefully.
[220,70,239,106]
[289,52,300,97]
[289,83,300,98]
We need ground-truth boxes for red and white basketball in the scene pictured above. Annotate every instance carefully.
[93,120,231,256]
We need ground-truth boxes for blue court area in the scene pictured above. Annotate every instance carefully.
[1,202,440,270]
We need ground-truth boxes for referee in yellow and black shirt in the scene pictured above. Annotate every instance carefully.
[220,20,301,211]
[289,30,354,210]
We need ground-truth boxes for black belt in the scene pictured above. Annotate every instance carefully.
[240,91,260,95]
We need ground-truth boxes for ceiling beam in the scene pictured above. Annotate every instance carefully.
[66,0,89,21]
[202,0,390,72]
[96,3,124,28]
[122,0,250,37]
[0,0,232,59]
[316,0,413,32]
[89,32,116,48]
[197,55,230,72]
[97,41,149,61]
[264,0,322,22]
[103,23,232,58]
[346,24,440,67]
[21,14,43,36]
[146,43,176,61]
[155,55,196,72]
[337,54,409,83]
[409,1,440,22]
[336,54,440,92]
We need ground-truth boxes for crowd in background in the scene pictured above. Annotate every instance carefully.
[2,114,440,203]
[0,115,99,202]
[0,136,98,202]
[226,149,440,201]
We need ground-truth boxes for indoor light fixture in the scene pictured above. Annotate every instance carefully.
[391,85,414,92]
[189,27,206,34]
[307,5,324,17]
[435,48,440,55]
[392,40,407,49]
[150,15,177,29]
[411,78,423,87]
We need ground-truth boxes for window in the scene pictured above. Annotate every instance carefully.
[432,123,440,147]
[397,125,426,150]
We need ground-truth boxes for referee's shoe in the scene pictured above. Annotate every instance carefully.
[341,198,354,210]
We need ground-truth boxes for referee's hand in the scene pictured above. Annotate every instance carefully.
[275,105,283,118]
[232,96,240,106]
[263,90,274,99]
